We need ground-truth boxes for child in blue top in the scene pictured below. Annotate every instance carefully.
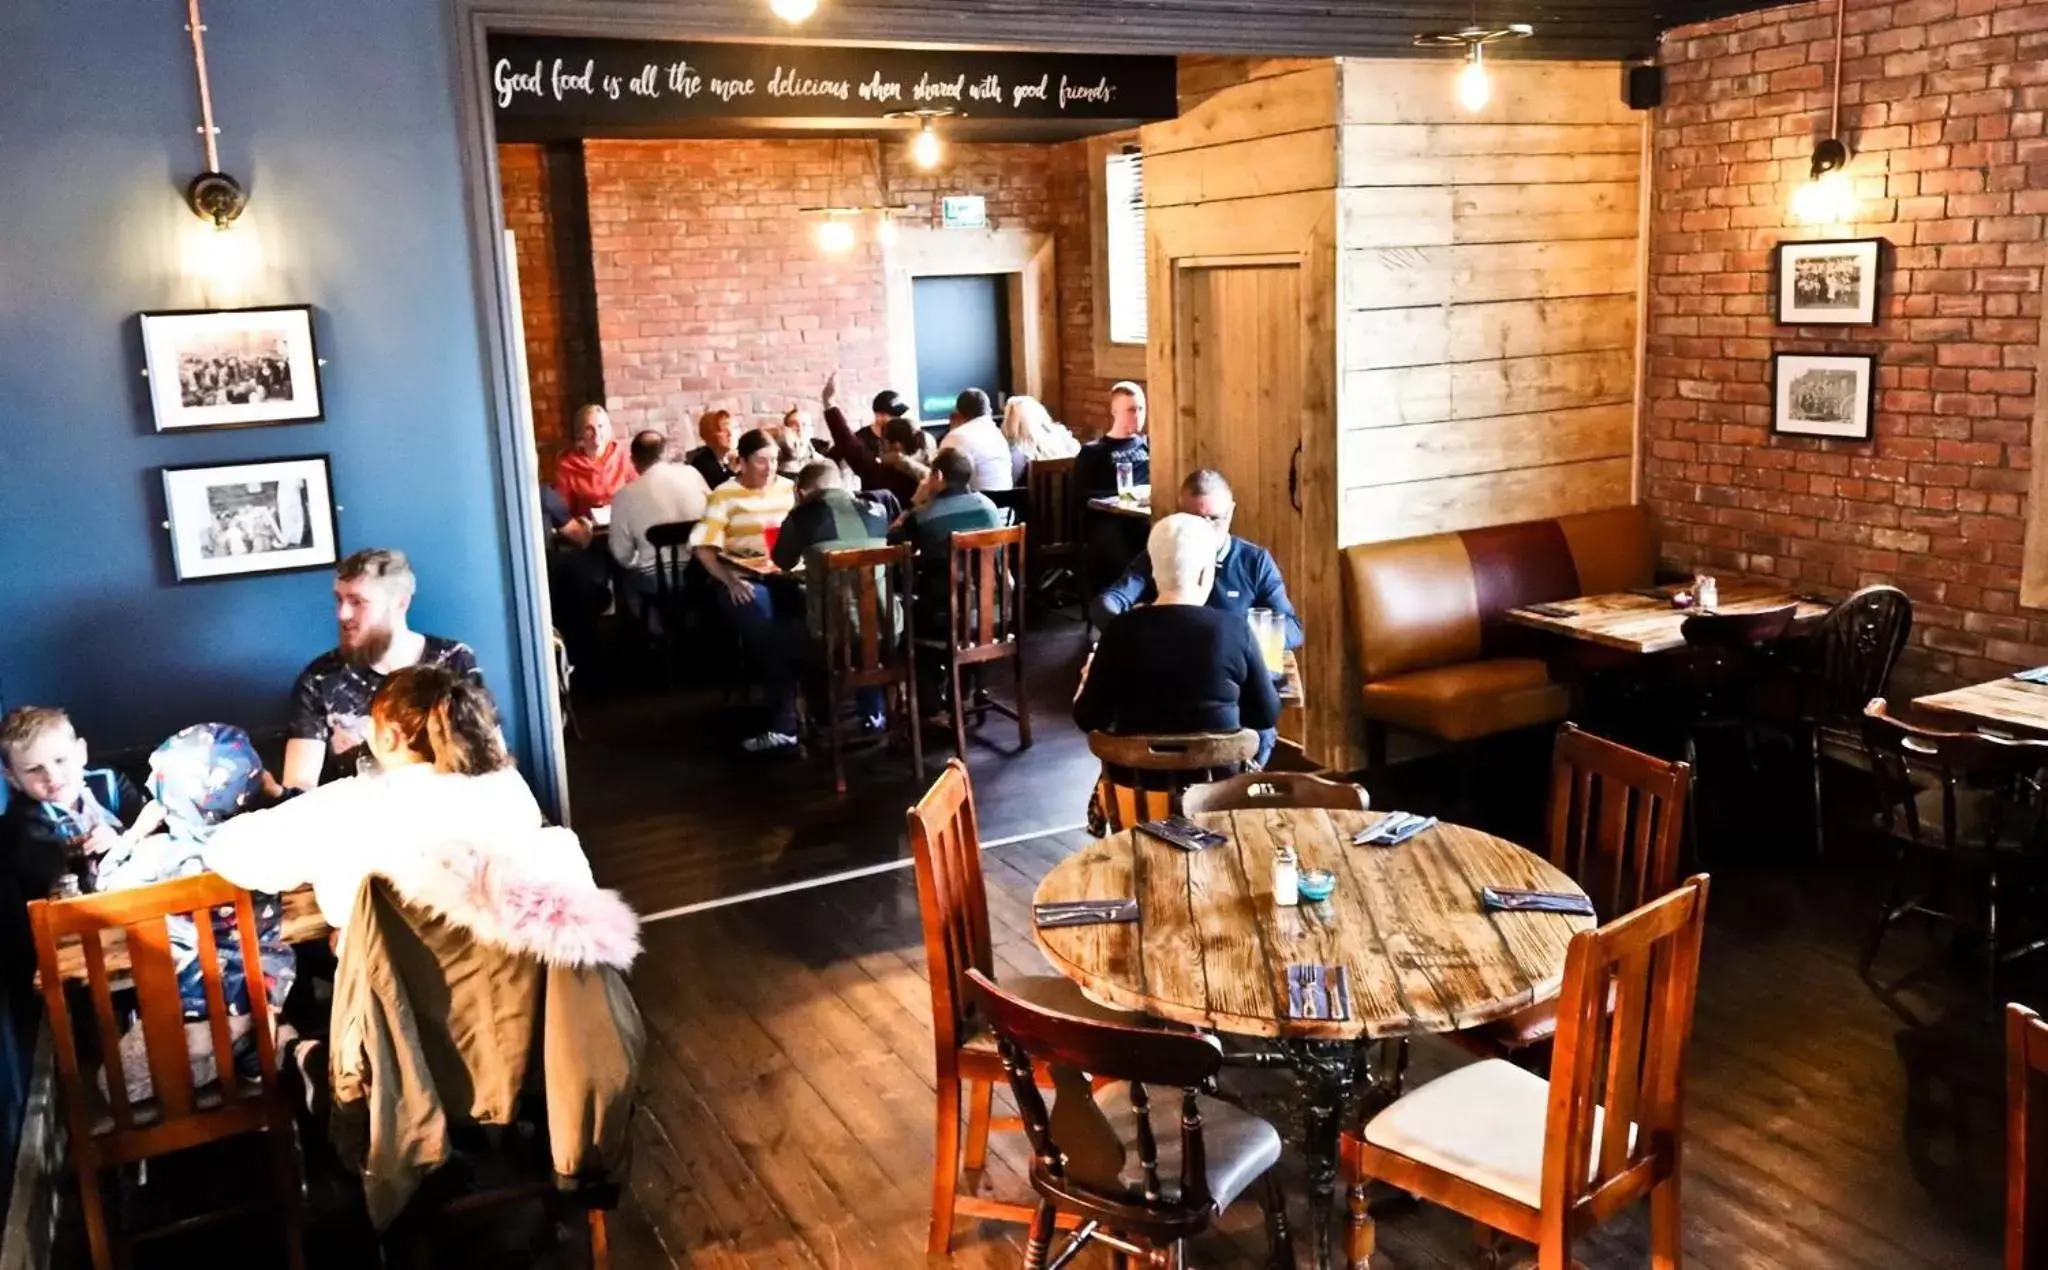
[0,706,163,901]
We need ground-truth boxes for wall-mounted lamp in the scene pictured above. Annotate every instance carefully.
[1791,0,1855,224]
[1413,22,1533,114]
[768,0,819,22]
[182,0,246,231]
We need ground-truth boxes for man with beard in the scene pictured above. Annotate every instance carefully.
[280,548,485,790]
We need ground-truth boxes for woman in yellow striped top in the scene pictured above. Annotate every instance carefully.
[690,429,801,752]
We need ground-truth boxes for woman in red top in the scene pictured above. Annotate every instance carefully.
[552,404,636,519]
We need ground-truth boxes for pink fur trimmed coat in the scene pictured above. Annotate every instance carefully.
[327,840,644,1229]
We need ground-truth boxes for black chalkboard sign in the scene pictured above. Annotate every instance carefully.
[488,35,1178,140]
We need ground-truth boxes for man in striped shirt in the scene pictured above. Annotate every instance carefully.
[691,429,800,752]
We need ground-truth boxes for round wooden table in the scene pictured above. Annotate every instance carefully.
[1031,808,1592,1268]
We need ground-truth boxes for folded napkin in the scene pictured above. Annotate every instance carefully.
[2013,665,2048,685]
[1286,964,1351,1022]
[1034,899,1139,929]
[1137,817,1227,852]
[1520,602,1578,619]
[1353,812,1437,847]
[1480,886,1595,917]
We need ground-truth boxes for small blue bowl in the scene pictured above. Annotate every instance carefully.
[1298,868,1337,902]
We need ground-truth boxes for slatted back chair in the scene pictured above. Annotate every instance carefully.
[644,520,699,680]
[966,969,1291,1267]
[1457,725,1690,1060]
[2009,1003,2048,1269]
[1860,700,2048,1000]
[1025,456,1084,602]
[1087,730,1260,835]
[938,524,1032,759]
[814,542,922,795]
[1345,875,1710,1270]
[1180,771,1369,816]
[29,874,304,1270]
[1803,585,1913,853]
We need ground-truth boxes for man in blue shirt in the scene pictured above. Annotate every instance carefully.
[1090,469,1304,648]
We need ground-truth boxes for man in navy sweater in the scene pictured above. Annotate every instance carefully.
[1089,469,1304,650]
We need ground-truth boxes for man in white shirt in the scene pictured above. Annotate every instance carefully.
[609,429,710,595]
[936,388,1014,492]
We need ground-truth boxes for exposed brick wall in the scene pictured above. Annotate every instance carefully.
[1644,0,2047,689]
[499,143,570,479]
[578,137,1108,451]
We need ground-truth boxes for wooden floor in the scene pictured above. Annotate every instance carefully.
[600,823,2014,1269]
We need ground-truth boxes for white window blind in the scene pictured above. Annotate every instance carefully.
[1104,149,1147,346]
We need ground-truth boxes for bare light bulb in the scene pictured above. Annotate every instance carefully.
[911,120,944,170]
[1456,46,1491,112]
[1790,169,1857,225]
[815,217,856,254]
[182,217,261,293]
[768,0,817,21]
[875,215,898,245]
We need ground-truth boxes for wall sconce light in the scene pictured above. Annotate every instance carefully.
[1413,22,1533,114]
[768,0,819,22]
[182,0,247,231]
[1791,0,1855,224]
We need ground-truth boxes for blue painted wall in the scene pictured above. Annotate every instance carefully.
[0,1,530,766]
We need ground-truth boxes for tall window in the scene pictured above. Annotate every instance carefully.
[1104,148,1147,346]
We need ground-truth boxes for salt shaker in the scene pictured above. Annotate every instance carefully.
[1696,573,1719,612]
[1273,845,1300,907]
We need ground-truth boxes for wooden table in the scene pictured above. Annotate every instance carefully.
[1085,491,1152,520]
[46,886,328,985]
[1033,808,1589,1267]
[1914,675,2048,737]
[721,551,783,579]
[1505,581,1832,655]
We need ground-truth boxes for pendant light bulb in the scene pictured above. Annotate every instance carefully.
[816,217,857,254]
[911,118,943,170]
[875,214,899,245]
[1456,44,1491,112]
[768,0,818,22]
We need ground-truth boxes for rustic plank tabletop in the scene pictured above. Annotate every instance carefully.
[1032,808,1590,1041]
[1914,675,2048,737]
[1503,581,1832,656]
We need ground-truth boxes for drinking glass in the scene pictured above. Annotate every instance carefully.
[1114,455,1135,500]
[1249,608,1285,675]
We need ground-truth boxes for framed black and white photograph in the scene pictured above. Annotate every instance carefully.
[162,456,338,581]
[139,305,324,431]
[1773,352,1877,441]
[1774,238,1885,326]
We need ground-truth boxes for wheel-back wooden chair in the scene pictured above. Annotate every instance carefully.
[1861,699,2048,1004]
[1344,874,1711,1270]
[1181,771,1369,816]
[1799,585,1912,853]
[1456,722,1690,1060]
[2007,1002,2048,1269]
[907,760,1131,1254]
[925,524,1032,760]
[1087,730,1260,835]
[813,542,922,795]
[967,968,1294,1270]
[29,874,305,1270]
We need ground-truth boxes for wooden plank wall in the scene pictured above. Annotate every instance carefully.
[1141,63,1346,765]
[1335,60,1646,545]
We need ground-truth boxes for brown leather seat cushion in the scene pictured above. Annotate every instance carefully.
[1359,658,1570,743]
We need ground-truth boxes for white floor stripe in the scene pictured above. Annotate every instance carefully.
[636,822,1090,924]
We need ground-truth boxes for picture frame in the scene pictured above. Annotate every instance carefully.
[1772,352,1877,442]
[139,304,325,431]
[1773,238,1885,327]
[161,455,340,582]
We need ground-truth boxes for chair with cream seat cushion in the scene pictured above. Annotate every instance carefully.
[1343,876,1710,1270]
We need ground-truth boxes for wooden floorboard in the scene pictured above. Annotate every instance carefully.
[616,830,2012,1269]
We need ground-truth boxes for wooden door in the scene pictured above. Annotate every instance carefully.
[1175,261,1307,742]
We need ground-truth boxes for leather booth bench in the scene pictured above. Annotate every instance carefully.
[1340,505,1656,767]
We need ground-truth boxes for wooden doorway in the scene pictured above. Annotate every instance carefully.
[1175,260,1306,655]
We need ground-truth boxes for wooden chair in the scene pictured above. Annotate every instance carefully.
[813,542,922,795]
[1796,585,1912,854]
[644,520,699,684]
[966,967,1294,1270]
[1675,605,1797,855]
[908,760,1134,1254]
[1861,699,2048,1004]
[1087,730,1260,835]
[2008,1003,2048,1269]
[924,524,1031,760]
[1024,456,1084,610]
[1456,723,1690,1060]
[1181,771,1369,816]
[1343,875,1711,1270]
[28,874,305,1270]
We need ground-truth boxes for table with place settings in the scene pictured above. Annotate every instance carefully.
[1031,807,1591,1269]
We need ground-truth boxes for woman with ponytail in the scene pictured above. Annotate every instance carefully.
[206,665,601,936]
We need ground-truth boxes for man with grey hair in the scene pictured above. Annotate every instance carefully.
[282,548,485,789]
[1074,513,1279,748]
[1090,468,1303,651]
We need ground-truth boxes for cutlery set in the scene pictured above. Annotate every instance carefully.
[1352,812,1437,847]
[1032,898,1138,929]
[1287,963,1351,1022]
